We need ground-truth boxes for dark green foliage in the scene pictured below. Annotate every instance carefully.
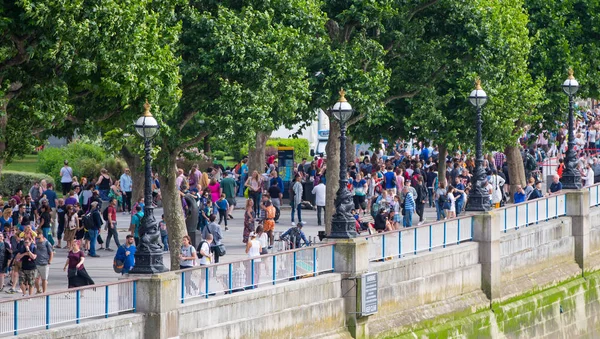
[0,171,54,197]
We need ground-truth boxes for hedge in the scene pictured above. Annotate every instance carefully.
[37,142,127,183]
[0,171,54,197]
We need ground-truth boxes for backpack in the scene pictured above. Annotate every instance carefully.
[113,257,124,273]
[526,154,537,171]
[102,207,109,222]
[82,212,94,230]
[197,241,208,258]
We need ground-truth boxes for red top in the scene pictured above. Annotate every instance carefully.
[108,206,117,221]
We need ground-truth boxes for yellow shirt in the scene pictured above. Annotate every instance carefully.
[19,230,37,240]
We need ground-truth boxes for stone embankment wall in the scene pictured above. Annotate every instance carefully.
[18,190,600,339]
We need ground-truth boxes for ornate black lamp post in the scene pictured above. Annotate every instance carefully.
[560,68,581,189]
[465,79,491,212]
[130,100,168,274]
[328,89,357,238]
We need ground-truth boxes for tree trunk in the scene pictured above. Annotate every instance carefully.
[345,133,355,164]
[121,146,145,203]
[438,144,447,187]
[325,119,341,234]
[159,152,187,271]
[248,131,269,175]
[0,94,10,178]
[203,135,211,154]
[505,145,526,199]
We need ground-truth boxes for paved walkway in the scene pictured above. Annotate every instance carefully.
[0,199,438,300]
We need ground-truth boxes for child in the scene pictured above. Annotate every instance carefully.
[159,214,168,251]
[216,194,230,231]
[392,195,402,229]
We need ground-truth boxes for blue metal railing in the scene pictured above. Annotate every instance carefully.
[363,215,475,262]
[1,278,137,336]
[177,243,335,303]
[499,193,567,233]
[589,183,600,207]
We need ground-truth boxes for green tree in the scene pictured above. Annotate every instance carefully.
[525,0,600,129]
[0,0,180,173]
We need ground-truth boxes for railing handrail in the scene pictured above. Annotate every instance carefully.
[357,214,475,239]
[493,192,566,213]
[0,277,140,304]
[174,242,335,273]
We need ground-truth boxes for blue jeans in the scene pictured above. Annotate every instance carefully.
[403,210,413,227]
[436,204,446,221]
[456,200,464,215]
[427,188,434,208]
[88,229,99,256]
[237,174,247,197]
[291,203,302,223]
[161,235,169,251]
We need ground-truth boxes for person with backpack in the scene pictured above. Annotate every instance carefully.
[415,175,428,225]
[525,149,537,180]
[435,182,447,221]
[104,198,120,251]
[114,235,136,274]
[86,201,102,257]
[130,205,144,246]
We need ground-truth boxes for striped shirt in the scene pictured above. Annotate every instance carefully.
[403,192,415,211]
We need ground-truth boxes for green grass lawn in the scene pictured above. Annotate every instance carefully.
[5,154,39,173]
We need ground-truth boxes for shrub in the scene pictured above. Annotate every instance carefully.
[0,171,54,197]
[37,141,126,183]
[212,150,226,160]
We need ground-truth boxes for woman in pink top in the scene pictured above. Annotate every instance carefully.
[208,178,221,205]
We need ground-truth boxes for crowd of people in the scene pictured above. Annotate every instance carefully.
[0,164,146,295]
[4,106,600,297]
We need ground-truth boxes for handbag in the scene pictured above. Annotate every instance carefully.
[212,244,227,257]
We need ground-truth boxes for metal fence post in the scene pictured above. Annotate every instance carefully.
[382,234,386,259]
[133,280,137,311]
[293,252,297,280]
[76,290,81,324]
[180,272,185,304]
[443,222,447,248]
[457,219,461,244]
[312,247,317,276]
[13,300,17,336]
[46,294,51,329]
[205,267,209,298]
[429,225,432,251]
[414,229,417,255]
[228,264,233,293]
[273,255,277,285]
[105,285,109,318]
[398,231,402,258]
[251,259,256,288]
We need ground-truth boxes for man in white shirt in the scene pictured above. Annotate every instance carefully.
[199,234,213,266]
[311,179,326,226]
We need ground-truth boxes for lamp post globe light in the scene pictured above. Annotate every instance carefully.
[560,68,581,189]
[465,78,491,212]
[129,100,168,274]
[328,89,358,238]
